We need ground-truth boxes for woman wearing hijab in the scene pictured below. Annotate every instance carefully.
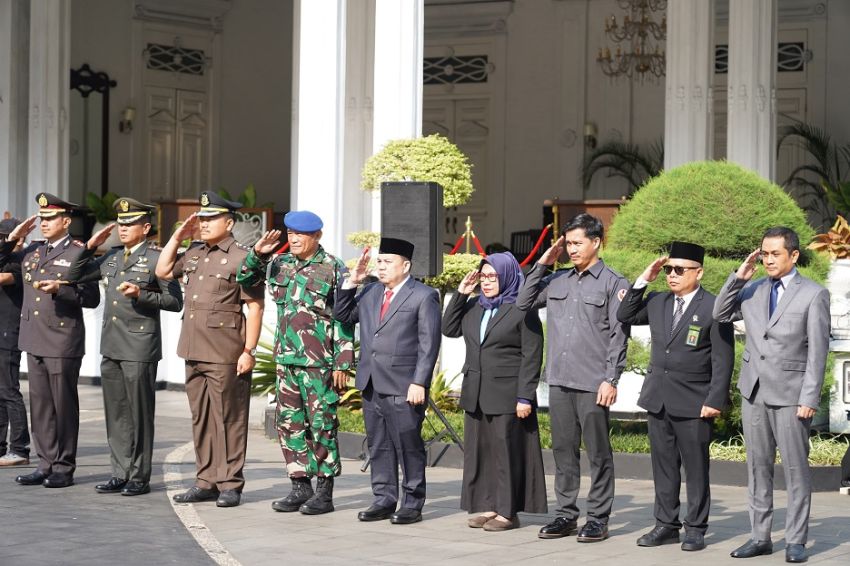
[442,252,547,531]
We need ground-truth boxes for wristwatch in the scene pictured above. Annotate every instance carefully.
[243,347,257,357]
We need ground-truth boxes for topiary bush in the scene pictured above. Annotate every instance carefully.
[361,134,474,207]
[607,161,816,262]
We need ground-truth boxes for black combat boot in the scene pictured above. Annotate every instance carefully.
[299,476,334,515]
[271,477,314,512]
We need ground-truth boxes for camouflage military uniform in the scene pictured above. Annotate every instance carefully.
[238,245,354,478]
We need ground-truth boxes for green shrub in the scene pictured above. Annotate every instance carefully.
[360,134,474,207]
[423,253,482,295]
[607,161,816,262]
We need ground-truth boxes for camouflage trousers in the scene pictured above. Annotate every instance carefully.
[276,364,341,478]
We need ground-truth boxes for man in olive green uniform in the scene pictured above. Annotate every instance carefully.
[238,211,354,515]
[0,194,100,488]
[156,192,264,508]
[66,198,183,496]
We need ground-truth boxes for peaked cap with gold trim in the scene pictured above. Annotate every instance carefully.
[197,191,242,217]
[36,192,78,218]
[114,197,156,225]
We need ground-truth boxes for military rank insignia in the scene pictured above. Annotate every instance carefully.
[685,325,701,347]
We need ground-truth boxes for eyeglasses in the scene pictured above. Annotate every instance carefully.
[663,265,697,276]
[478,272,499,282]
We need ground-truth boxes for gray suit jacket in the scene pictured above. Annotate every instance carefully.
[335,278,442,396]
[67,242,183,362]
[713,271,830,409]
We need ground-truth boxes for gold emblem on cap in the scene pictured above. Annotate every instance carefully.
[200,193,210,206]
[120,199,129,212]
[38,194,48,207]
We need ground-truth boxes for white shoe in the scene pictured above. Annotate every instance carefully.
[0,453,30,466]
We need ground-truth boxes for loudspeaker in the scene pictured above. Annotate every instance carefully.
[380,182,444,279]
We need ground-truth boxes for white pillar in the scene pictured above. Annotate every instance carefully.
[726,0,777,180]
[370,0,424,232]
[664,0,714,170]
[0,0,29,217]
[28,0,71,207]
[290,0,348,254]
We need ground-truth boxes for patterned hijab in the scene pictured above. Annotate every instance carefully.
[478,252,524,310]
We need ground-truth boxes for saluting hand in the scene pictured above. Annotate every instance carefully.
[254,229,283,256]
[87,223,117,250]
[736,248,761,281]
[640,255,669,283]
[172,213,199,242]
[538,235,565,266]
[349,247,371,285]
[7,215,38,242]
[457,270,479,295]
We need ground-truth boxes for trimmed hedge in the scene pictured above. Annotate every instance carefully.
[607,161,816,262]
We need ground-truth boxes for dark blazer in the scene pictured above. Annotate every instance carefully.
[335,277,441,396]
[0,246,23,351]
[617,285,734,418]
[66,242,183,362]
[442,293,543,415]
[0,237,100,358]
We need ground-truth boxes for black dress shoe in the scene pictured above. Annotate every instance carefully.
[681,531,706,551]
[172,486,220,503]
[43,472,74,488]
[358,504,396,522]
[577,520,609,542]
[538,517,579,539]
[730,539,773,558]
[637,526,680,547]
[15,470,48,486]
[121,481,150,496]
[390,508,422,524]
[95,477,128,493]
[785,544,807,563]
[216,489,241,507]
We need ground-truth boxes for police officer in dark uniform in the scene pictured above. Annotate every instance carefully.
[66,197,183,495]
[0,218,31,468]
[155,191,265,508]
[0,194,100,488]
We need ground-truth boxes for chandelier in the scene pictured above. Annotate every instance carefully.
[597,0,667,81]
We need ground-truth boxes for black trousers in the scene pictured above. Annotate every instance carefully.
[0,348,29,457]
[841,442,850,483]
[549,386,615,522]
[27,354,82,475]
[101,358,157,483]
[362,383,427,510]
[647,408,712,532]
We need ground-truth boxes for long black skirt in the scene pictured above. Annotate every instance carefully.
[460,408,548,517]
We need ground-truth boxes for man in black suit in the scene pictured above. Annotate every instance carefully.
[617,242,734,552]
[334,237,442,525]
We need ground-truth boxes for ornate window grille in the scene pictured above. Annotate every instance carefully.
[423,55,489,85]
[715,42,807,74]
[145,43,207,76]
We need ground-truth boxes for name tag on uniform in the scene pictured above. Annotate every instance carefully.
[685,325,701,347]
[53,259,71,267]
[130,266,150,273]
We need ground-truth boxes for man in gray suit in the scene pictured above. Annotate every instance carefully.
[714,227,830,564]
[66,197,183,496]
[334,237,441,525]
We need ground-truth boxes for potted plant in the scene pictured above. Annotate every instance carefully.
[809,215,850,338]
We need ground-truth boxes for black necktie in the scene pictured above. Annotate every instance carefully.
[671,297,685,336]
[769,279,782,318]
[46,244,53,254]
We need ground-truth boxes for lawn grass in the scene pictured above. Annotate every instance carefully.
[337,408,848,466]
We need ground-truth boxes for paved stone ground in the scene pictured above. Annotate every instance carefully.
[3,383,850,566]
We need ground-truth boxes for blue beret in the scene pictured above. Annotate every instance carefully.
[284,210,323,233]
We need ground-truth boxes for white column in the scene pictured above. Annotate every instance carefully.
[0,0,29,217]
[664,0,714,170]
[28,0,71,206]
[370,0,424,232]
[726,0,777,180]
[290,0,348,254]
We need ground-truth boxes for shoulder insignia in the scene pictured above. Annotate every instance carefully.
[147,244,162,251]
[236,242,251,251]
[617,288,627,302]
[72,239,85,247]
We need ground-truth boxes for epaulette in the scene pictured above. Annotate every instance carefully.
[147,243,163,251]
[72,239,85,247]
[236,242,251,251]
